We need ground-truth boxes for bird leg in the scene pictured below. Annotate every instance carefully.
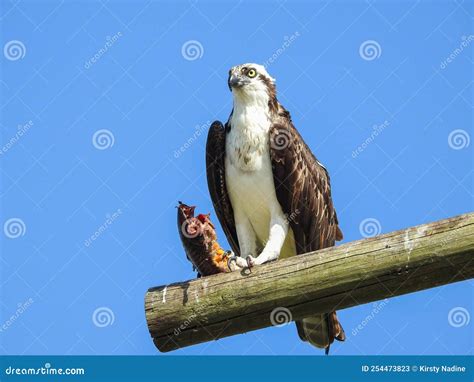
[230,211,258,270]
[246,216,288,267]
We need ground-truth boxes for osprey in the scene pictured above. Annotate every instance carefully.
[205,63,345,353]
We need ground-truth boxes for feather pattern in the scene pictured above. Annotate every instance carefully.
[206,64,345,352]
[268,107,343,252]
[268,106,345,350]
[205,121,240,256]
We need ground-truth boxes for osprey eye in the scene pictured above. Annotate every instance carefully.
[247,68,257,78]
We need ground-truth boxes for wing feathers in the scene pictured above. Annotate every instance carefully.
[205,121,240,256]
[269,115,342,253]
[269,106,344,352]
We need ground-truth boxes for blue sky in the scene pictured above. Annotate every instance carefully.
[0,0,472,356]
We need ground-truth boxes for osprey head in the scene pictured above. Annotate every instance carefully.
[228,63,276,97]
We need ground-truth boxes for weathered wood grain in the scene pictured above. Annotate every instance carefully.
[145,212,474,352]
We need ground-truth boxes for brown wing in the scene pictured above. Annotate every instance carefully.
[269,107,345,351]
[269,109,342,254]
[205,121,240,255]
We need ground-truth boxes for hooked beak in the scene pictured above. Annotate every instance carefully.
[228,73,249,91]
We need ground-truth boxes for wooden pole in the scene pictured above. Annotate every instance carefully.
[145,212,474,352]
